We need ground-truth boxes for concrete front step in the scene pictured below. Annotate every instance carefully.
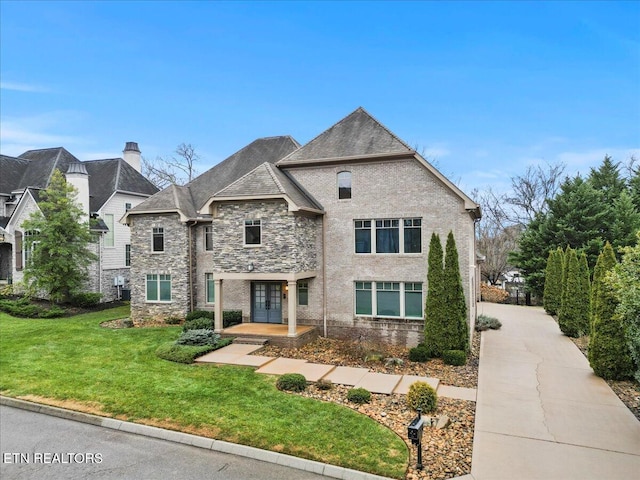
[233,337,270,345]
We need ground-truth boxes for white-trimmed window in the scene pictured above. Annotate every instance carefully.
[298,281,309,306]
[204,226,214,251]
[338,171,352,199]
[244,220,261,246]
[152,227,164,252]
[355,281,423,319]
[104,214,114,247]
[23,230,40,266]
[146,274,171,302]
[205,273,215,303]
[354,218,422,254]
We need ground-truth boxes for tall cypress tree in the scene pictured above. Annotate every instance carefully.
[424,233,445,356]
[558,247,584,337]
[543,248,563,315]
[443,231,469,352]
[589,243,634,379]
[578,251,591,334]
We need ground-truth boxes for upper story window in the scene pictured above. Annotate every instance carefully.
[354,218,422,254]
[337,171,352,199]
[244,220,261,246]
[152,227,164,252]
[125,203,132,211]
[204,226,214,251]
[104,214,115,247]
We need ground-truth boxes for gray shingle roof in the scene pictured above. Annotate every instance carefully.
[0,155,30,194]
[127,136,301,219]
[277,107,414,166]
[210,162,322,212]
[16,148,81,189]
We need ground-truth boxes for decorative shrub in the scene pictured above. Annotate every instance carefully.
[442,349,467,366]
[347,387,371,404]
[276,373,307,392]
[38,306,66,318]
[223,310,242,328]
[183,317,214,331]
[185,310,213,322]
[409,344,431,362]
[475,315,502,331]
[175,329,220,346]
[315,378,333,390]
[0,299,65,318]
[165,316,182,325]
[406,381,438,413]
[155,339,231,364]
[69,292,102,308]
[480,284,509,303]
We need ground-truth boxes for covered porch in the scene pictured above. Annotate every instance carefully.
[212,270,317,346]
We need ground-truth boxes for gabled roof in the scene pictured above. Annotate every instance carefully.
[277,107,414,166]
[83,158,158,211]
[0,155,30,194]
[126,136,301,222]
[202,162,323,214]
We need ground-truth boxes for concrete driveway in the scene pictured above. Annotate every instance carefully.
[471,302,640,480]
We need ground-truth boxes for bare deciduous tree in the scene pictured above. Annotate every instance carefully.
[142,143,201,189]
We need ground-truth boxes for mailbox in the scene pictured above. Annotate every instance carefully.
[407,415,424,445]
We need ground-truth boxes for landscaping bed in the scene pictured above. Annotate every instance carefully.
[261,332,481,480]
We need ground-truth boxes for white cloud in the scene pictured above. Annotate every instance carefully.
[0,112,85,156]
[0,81,50,93]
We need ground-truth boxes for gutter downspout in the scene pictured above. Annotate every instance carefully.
[322,215,327,338]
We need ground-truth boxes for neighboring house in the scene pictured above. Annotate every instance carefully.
[124,108,481,346]
[0,143,159,301]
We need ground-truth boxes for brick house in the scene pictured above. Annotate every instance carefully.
[0,143,158,301]
[124,108,481,346]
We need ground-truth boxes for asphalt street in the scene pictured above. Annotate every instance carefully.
[0,405,329,480]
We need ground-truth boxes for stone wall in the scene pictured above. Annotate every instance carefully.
[129,213,191,322]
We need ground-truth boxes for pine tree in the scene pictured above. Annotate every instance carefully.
[558,247,584,337]
[443,231,469,352]
[543,248,563,315]
[22,169,97,303]
[588,242,634,380]
[424,233,445,356]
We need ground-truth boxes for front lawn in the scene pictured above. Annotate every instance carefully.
[0,307,408,478]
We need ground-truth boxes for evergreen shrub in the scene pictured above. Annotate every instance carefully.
[69,292,102,308]
[276,373,307,392]
[442,350,467,366]
[406,381,438,413]
[475,314,502,331]
[409,344,431,362]
[175,329,220,346]
[183,317,213,331]
[347,387,371,404]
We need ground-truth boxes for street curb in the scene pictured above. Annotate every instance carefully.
[1,396,395,480]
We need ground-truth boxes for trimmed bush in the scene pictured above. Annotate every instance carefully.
[443,349,467,366]
[183,317,214,331]
[0,299,65,318]
[223,310,242,328]
[69,292,102,308]
[38,306,66,318]
[155,340,231,364]
[276,373,307,392]
[347,387,371,404]
[185,310,213,322]
[165,316,182,325]
[175,329,220,346]
[475,314,502,331]
[409,344,431,362]
[406,381,438,413]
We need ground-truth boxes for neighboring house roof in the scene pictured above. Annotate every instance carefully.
[125,136,301,222]
[277,107,415,166]
[202,162,323,214]
[83,158,158,212]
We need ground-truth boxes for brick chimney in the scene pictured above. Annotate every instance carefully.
[123,142,141,172]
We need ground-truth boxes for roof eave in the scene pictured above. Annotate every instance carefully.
[120,208,190,225]
[276,151,416,168]
[198,194,324,216]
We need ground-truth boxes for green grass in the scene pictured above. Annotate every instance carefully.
[0,307,408,478]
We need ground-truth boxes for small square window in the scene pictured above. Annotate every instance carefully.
[125,203,132,211]
[245,220,261,245]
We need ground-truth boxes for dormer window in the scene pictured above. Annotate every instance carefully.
[338,171,352,199]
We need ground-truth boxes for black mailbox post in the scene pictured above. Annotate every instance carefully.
[407,408,425,470]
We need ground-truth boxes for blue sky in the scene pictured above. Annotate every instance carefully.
[1,1,639,194]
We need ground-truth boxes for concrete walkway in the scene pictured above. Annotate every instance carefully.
[472,303,640,480]
[196,343,477,401]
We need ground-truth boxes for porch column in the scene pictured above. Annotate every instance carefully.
[287,280,297,337]
[214,279,223,333]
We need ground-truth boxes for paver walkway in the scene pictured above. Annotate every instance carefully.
[196,343,475,400]
[472,302,640,480]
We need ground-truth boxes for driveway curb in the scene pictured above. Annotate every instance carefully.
[1,396,394,480]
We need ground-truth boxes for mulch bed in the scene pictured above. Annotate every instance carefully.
[261,333,481,480]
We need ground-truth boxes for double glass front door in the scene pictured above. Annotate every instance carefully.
[252,282,282,323]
